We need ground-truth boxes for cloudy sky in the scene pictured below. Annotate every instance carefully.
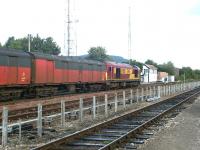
[0,0,200,69]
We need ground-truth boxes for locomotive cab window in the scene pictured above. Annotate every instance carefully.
[135,69,138,78]
[116,68,120,79]
[108,66,112,72]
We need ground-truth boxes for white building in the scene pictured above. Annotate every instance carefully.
[141,64,158,83]
[168,75,175,82]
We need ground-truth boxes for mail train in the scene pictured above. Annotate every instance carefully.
[0,48,140,100]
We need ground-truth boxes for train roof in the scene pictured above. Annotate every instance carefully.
[105,61,133,68]
[58,56,104,65]
[0,48,30,58]
[30,52,104,65]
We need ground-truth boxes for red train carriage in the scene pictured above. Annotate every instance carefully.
[55,56,106,84]
[30,53,106,95]
[30,53,106,84]
[0,48,31,99]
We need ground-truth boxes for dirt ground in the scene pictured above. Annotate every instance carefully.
[139,96,200,150]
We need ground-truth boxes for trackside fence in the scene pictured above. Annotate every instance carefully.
[1,81,200,147]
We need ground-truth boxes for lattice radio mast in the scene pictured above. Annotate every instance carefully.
[67,0,71,56]
[128,6,132,64]
[64,0,78,56]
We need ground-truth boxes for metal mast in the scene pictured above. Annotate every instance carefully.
[28,34,31,52]
[128,6,132,64]
[67,0,71,56]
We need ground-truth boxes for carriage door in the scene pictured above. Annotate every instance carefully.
[8,56,18,84]
[79,64,83,82]
[107,66,112,80]
[116,68,121,79]
[88,64,93,82]
[47,60,54,83]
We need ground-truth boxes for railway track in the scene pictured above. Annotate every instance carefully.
[0,82,173,123]
[0,88,132,123]
[0,82,164,106]
[33,87,200,150]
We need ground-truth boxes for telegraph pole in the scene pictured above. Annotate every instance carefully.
[128,6,132,64]
[28,34,31,52]
[67,0,71,56]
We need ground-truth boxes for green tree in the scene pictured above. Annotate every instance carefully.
[88,46,110,61]
[3,35,61,55]
[0,42,2,47]
[4,36,15,48]
[42,37,60,55]
[158,61,175,75]
[145,59,158,67]
[179,67,193,81]
[129,59,143,69]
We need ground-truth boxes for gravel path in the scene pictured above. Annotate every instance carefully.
[139,96,200,150]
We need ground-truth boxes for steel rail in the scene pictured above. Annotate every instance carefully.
[32,87,200,150]
[99,89,200,150]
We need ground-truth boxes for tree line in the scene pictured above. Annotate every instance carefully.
[0,37,199,81]
[0,34,60,55]
[87,47,200,81]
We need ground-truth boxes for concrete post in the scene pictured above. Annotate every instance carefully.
[92,96,96,120]
[169,85,171,95]
[136,88,139,102]
[146,87,149,99]
[153,86,156,97]
[178,84,180,91]
[160,86,162,97]
[162,86,164,96]
[130,89,133,104]
[123,91,126,109]
[166,85,168,95]
[105,94,108,117]
[163,85,166,96]
[180,84,182,92]
[158,86,161,98]
[175,84,177,93]
[61,100,65,127]
[79,98,83,122]
[149,87,152,98]
[141,88,144,101]
[174,85,176,93]
[182,83,183,91]
[115,93,118,112]
[18,119,22,141]
[2,107,8,147]
[37,104,42,137]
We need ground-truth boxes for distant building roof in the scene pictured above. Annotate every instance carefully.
[145,64,157,70]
